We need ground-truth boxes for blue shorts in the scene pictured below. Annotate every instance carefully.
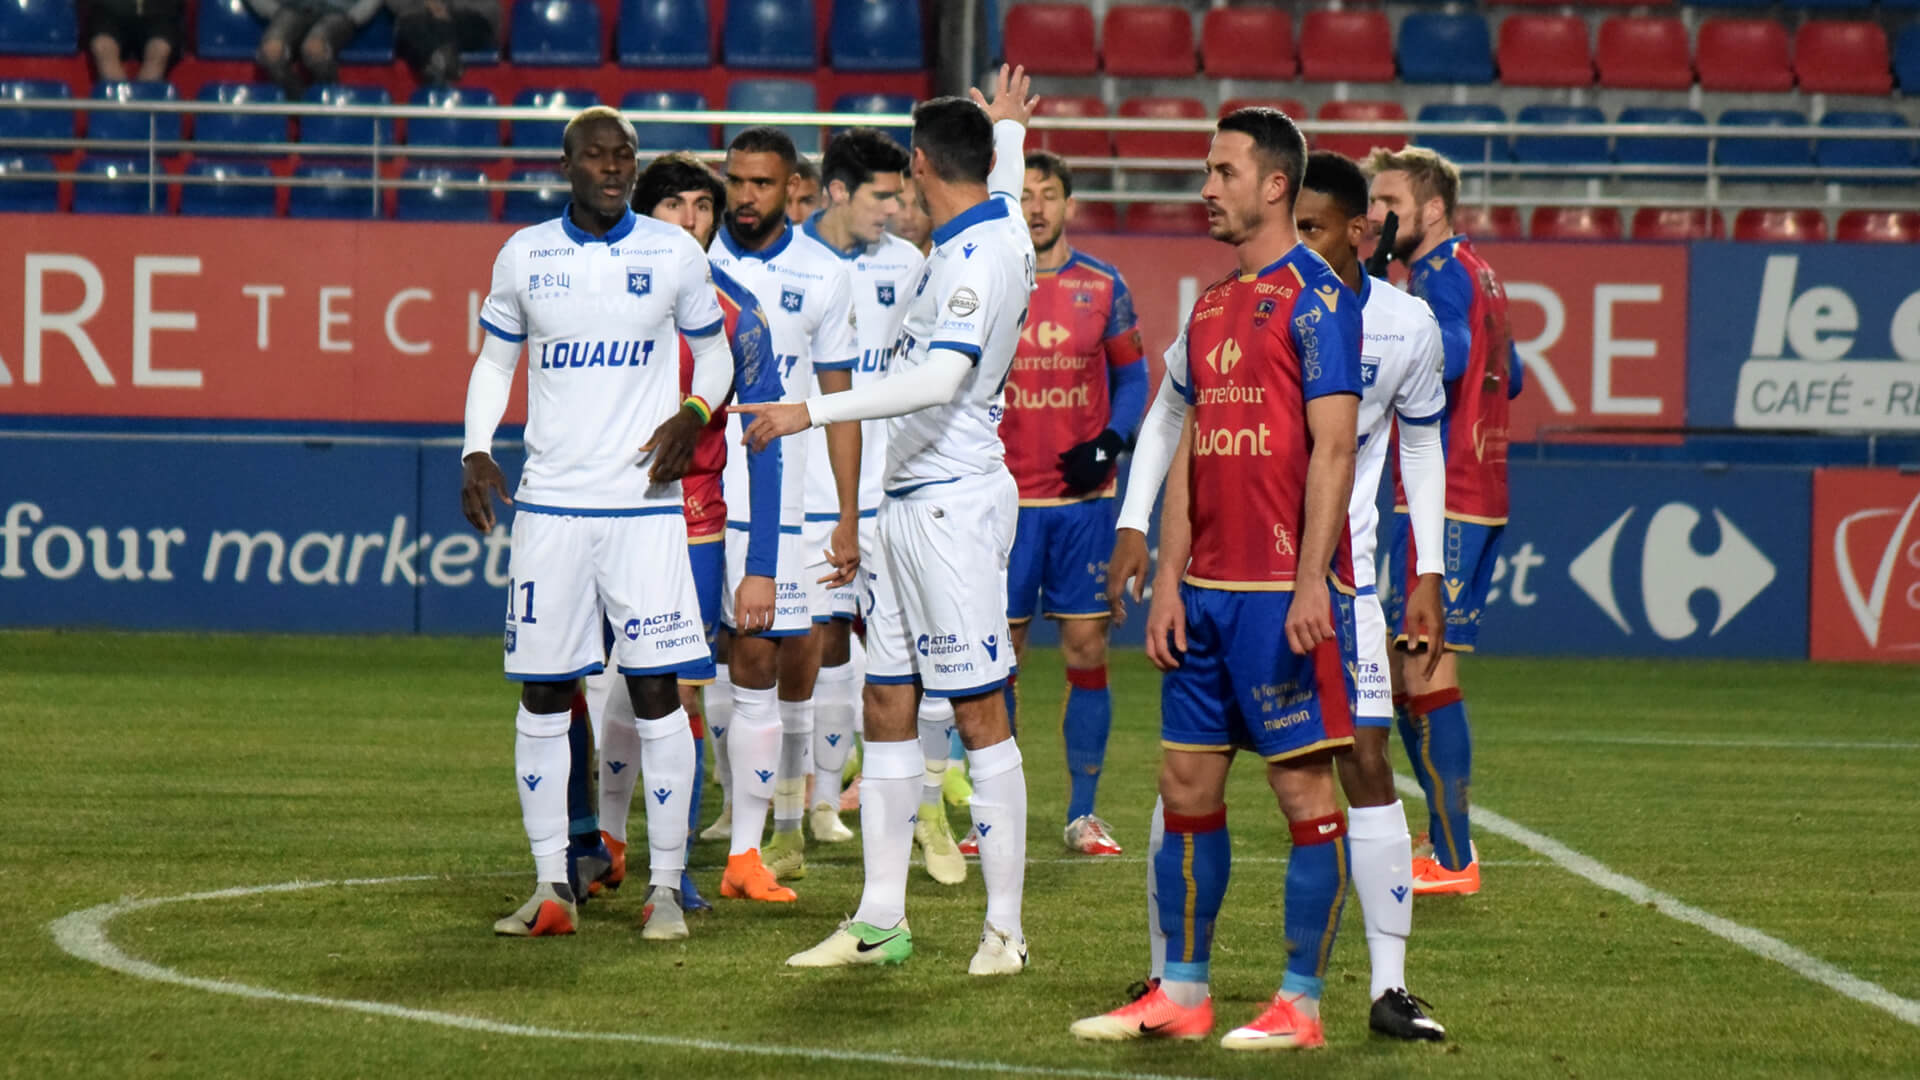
[1383,514,1504,653]
[681,536,725,683]
[1160,584,1357,762]
[1007,498,1114,622]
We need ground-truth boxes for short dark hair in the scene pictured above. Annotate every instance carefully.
[910,97,993,184]
[822,127,910,195]
[1216,106,1308,209]
[1303,149,1370,220]
[1023,149,1072,198]
[728,125,799,169]
[793,155,820,184]
[634,151,724,216]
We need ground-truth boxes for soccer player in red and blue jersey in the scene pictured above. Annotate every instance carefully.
[1000,150,1148,856]
[1072,107,1362,1050]
[1365,147,1525,897]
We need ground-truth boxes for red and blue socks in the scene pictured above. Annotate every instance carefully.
[1062,665,1111,822]
[1403,688,1474,871]
[565,690,599,852]
[1281,812,1351,1001]
[1154,806,1231,994]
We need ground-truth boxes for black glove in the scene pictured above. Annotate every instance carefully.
[1365,210,1399,279]
[1058,429,1128,494]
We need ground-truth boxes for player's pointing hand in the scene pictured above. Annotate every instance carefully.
[731,401,813,453]
[969,64,1038,128]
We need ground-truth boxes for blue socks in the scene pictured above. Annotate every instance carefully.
[1154,806,1231,985]
[1063,665,1111,822]
[1406,688,1474,871]
[566,689,598,846]
[1283,813,1351,1000]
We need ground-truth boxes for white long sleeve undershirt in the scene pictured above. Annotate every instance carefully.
[1397,417,1447,576]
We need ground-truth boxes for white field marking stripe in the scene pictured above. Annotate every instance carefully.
[1396,777,1920,1028]
[48,877,1209,1080]
[688,857,1551,869]
[1484,733,1920,752]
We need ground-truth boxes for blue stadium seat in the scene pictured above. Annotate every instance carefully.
[726,79,818,153]
[1512,104,1609,173]
[0,0,78,55]
[1414,103,1507,166]
[622,89,712,150]
[511,0,603,65]
[180,160,277,217]
[831,93,913,146]
[88,82,183,145]
[405,87,500,150]
[724,0,816,69]
[830,0,923,72]
[505,167,567,221]
[396,166,491,221]
[339,7,397,63]
[1614,107,1708,174]
[618,0,711,66]
[301,84,394,150]
[0,154,59,212]
[1897,25,1920,91]
[194,83,287,149]
[196,0,264,61]
[73,157,160,214]
[0,80,74,144]
[1397,13,1493,85]
[1816,111,1914,183]
[289,164,379,219]
[1716,109,1811,180]
[512,87,599,147]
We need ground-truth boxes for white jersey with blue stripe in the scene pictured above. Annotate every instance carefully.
[1351,273,1447,589]
[478,208,722,513]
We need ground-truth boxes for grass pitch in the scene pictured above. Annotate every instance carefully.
[3,631,1917,1079]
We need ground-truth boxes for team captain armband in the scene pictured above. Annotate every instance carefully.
[682,396,713,424]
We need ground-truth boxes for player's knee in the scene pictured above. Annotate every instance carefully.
[518,680,575,719]
[821,622,852,668]
[1337,732,1396,807]
[1060,624,1109,670]
[1157,756,1225,816]
[1267,755,1340,821]
[624,673,679,721]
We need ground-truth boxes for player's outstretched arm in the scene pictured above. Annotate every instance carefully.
[734,347,975,451]
[459,333,522,532]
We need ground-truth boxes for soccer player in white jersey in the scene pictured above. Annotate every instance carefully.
[796,127,934,861]
[1106,149,1452,1038]
[736,66,1039,975]
[460,106,731,939]
[705,125,862,895]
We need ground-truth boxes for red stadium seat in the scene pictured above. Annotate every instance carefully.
[1299,11,1395,83]
[1835,210,1920,244]
[1221,98,1308,124]
[1529,207,1623,241]
[1795,22,1892,95]
[1004,4,1096,76]
[1697,20,1792,92]
[1632,208,1726,241]
[1314,101,1407,161]
[1115,97,1210,160]
[1073,200,1119,234]
[1203,8,1295,79]
[1032,96,1111,159]
[1124,200,1209,235]
[1455,205,1525,241]
[1733,208,1829,243]
[1498,15,1593,87]
[1103,5,1195,77]
[1596,17,1692,90]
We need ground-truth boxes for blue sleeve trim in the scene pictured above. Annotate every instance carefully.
[514,503,680,518]
[925,676,1009,699]
[885,476,962,498]
[930,339,983,364]
[865,673,920,686]
[728,521,804,535]
[813,358,857,372]
[1356,432,1371,450]
[1170,375,1191,403]
[1356,584,1378,598]
[1106,358,1149,441]
[479,316,525,343]
[1398,407,1445,426]
[684,317,724,338]
[805,509,878,522]
[1508,345,1525,400]
[506,662,605,682]
[617,659,707,678]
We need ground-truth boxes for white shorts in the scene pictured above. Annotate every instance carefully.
[503,510,707,680]
[803,514,878,620]
[866,470,1018,697]
[723,524,815,637]
[800,517,839,623]
[1354,588,1393,723]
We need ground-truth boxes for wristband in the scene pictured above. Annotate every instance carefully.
[682,396,713,424]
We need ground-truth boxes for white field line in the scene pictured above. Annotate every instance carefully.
[1483,733,1920,752]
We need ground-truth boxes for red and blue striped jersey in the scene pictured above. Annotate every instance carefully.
[1404,235,1521,523]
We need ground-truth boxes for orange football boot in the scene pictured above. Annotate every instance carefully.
[587,831,626,897]
[1221,992,1325,1051]
[1069,980,1214,1041]
[720,849,798,902]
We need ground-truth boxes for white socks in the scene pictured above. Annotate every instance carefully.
[967,736,1027,939]
[918,696,953,807]
[1349,800,1415,1001]
[708,662,735,811]
[595,673,642,843]
[851,739,921,929]
[727,684,780,855]
[813,658,858,805]
[1146,793,1167,981]
[774,698,815,833]
[514,705,571,884]
[638,707,697,888]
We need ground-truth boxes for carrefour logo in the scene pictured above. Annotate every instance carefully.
[1569,503,1776,640]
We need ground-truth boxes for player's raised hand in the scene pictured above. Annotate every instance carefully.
[1404,572,1449,679]
[1144,571,1187,671]
[735,574,776,634]
[1107,528,1151,625]
[639,405,705,484]
[731,401,812,453]
[1285,578,1337,657]
[819,517,860,588]
[969,64,1038,127]
[460,451,512,533]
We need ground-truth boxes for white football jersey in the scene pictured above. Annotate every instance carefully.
[709,223,857,527]
[478,209,722,512]
[1350,273,1447,589]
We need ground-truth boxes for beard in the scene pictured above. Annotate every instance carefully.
[725,206,784,248]
[1030,220,1064,254]
[1391,208,1425,261]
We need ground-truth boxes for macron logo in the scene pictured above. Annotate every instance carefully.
[962,242,978,259]
[607,761,628,775]
[1391,885,1409,903]
[977,823,993,836]
[1316,822,1340,836]
[825,733,842,747]
[521,774,542,791]
[755,769,773,783]
[652,787,672,805]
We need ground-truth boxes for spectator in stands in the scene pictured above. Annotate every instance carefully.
[86,0,185,82]
[248,0,382,97]
[786,156,823,224]
[392,0,502,88]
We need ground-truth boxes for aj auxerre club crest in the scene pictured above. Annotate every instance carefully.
[877,283,896,307]
[781,286,805,313]
[627,268,652,296]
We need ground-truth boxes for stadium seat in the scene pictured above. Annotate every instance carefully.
[505,167,568,222]
[1899,25,1920,93]
[1795,22,1892,95]
[1684,0,1772,9]
[1733,208,1827,243]
[179,160,276,218]
[831,93,913,146]
[338,7,396,63]
[1614,107,1708,174]
[300,84,393,150]
[0,154,59,212]
[1103,6,1195,78]
[1114,97,1208,161]
[1816,112,1913,183]
[618,0,710,66]
[510,0,603,66]
[1835,210,1920,244]
[511,87,598,147]
[724,0,816,69]
[193,83,286,149]
[1032,96,1110,159]
[1717,110,1811,179]
[1529,207,1622,242]
[1202,8,1294,79]
[73,157,159,214]
[0,0,77,54]
[1315,101,1407,161]
[1596,17,1692,90]
[196,0,262,60]
[830,0,923,72]
[405,87,500,150]
[1497,15,1593,87]
[1124,201,1208,235]
[1512,105,1609,174]
[1397,13,1494,85]
[0,80,73,144]
[1454,204,1523,241]
[396,166,491,221]
[1697,20,1792,92]
[1299,11,1395,83]
[1221,99,1308,124]
[1414,103,1506,167]
[726,79,818,154]
[1632,208,1725,241]
[1003,4,1096,76]
[289,164,378,219]
[88,82,182,145]
[622,89,711,150]
[1072,200,1117,233]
